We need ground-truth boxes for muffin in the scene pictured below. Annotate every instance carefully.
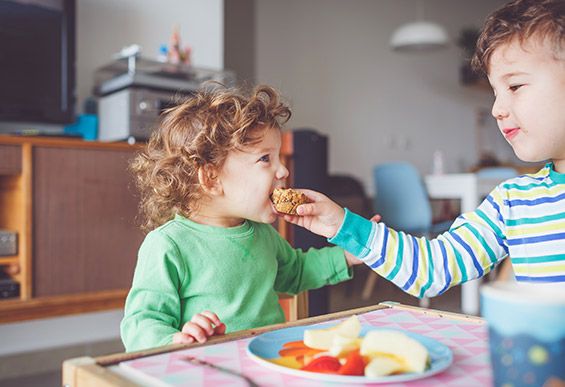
[271,188,310,215]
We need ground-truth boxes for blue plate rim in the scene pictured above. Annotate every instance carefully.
[246,324,453,383]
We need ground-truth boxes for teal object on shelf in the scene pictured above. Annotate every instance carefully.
[64,114,98,141]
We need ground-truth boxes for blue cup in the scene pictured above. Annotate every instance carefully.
[481,282,565,387]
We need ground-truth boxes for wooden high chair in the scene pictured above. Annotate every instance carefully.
[275,131,309,321]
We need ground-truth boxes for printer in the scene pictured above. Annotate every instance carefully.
[94,50,235,142]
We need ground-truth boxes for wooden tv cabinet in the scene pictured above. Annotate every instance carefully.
[0,136,144,323]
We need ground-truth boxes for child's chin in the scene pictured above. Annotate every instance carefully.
[247,211,277,224]
[258,211,278,224]
[265,213,278,224]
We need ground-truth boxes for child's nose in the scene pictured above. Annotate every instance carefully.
[491,97,509,120]
[276,164,289,180]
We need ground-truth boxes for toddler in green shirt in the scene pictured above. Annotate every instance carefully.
[120,85,361,352]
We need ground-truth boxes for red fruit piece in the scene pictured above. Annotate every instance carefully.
[338,350,366,376]
[301,356,341,374]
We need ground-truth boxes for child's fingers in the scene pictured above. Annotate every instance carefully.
[294,188,327,202]
[190,314,216,336]
[172,332,196,345]
[181,322,209,343]
[214,322,227,335]
[283,214,303,225]
[199,311,222,327]
[344,251,363,266]
[296,203,317,216]
[370,214,382,222]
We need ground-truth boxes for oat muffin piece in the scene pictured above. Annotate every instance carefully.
[271,188,310,215]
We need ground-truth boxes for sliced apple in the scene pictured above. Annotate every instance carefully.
[364,356,404,377]
[304,315,361,350]
[334,315,362,337]
[304,329,336,350]
[329,334,362,357]
[360,330,429,373]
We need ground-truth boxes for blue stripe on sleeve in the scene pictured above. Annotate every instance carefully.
[451,232,484,278]
[418,240,434,298]
[486,195,505,223]
[370,225,388,269]
[438,240,451,295]
[401,237,419,292]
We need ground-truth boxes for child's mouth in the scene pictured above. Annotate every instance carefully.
[503,127,520,140]
[270,203,279,215]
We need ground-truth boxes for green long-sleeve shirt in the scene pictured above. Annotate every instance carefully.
[121,214,352,352]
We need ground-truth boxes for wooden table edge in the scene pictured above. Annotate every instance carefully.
[62,302,484,387]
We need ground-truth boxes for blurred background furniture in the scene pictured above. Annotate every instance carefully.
[475,166,518,179]
[362,162,452,303]
[327,174,373,219]
[372,162,452,235]
[283,128,330,317]
[0,136,143,323]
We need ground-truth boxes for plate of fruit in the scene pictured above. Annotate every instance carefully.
[246,315,453,383]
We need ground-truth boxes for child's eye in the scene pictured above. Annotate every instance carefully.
[509,84,523,92]
[258,154,270,163]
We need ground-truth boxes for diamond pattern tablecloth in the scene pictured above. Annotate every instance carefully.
[120,306,492,386]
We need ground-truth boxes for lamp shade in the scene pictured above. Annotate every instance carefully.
[390,21,448,51]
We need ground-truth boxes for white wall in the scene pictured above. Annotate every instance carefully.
[255,0,509,195]
[0,0,223,357]
[0,0,223,134]
[76,0,224,112]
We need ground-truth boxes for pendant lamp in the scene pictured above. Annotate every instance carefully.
[390,1,448,52]
[390,21,448,51]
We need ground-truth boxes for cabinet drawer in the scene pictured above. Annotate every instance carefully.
[0,145,22,175]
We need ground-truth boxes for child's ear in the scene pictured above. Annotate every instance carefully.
[198,165,223,196]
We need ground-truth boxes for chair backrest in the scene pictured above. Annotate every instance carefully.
[373,162,432,233]
[476,166,518,179]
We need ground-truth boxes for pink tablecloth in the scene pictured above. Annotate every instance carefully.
[120,306,492,386]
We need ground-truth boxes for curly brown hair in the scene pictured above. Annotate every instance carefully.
[472,0,565,75]
[130,84,291,231]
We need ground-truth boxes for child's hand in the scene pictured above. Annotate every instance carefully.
[344,251,363,266]
[172,311,226,345]
[370,214,382,223]
[283,189,345,238]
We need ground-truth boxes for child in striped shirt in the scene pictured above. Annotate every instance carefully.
[283,0,565,299]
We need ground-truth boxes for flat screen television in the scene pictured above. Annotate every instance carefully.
[0,0,76,124]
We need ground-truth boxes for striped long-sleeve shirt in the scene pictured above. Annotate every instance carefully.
[329,163,565,298]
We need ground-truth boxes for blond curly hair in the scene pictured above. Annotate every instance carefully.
[131,84,291,231]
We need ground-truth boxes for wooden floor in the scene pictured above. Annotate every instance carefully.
[0,371,60,387]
